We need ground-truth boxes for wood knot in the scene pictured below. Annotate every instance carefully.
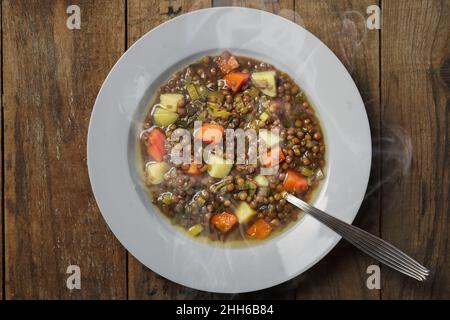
[440,56,450,90]
[160,1,182,17]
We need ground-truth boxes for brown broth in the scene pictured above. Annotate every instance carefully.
[139,52,326,243]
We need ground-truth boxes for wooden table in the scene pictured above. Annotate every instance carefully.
[1,0,448,299]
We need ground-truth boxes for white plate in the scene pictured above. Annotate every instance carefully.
[88,7,371,293]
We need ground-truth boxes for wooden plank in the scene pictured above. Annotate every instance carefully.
[127,0,212,300]
[294,1,380,299]
[3,0,127,299]
[381,0,449,299]
[128,0,212,45]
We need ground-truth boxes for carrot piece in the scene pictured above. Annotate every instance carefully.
[246,219,273,240]
[146,127,166,161]
[211,212,238,233]
[195,123,224,144]
[260,146,285,167]
[224,72,250,93]
[283,169,308,193]
[184,163,201,176]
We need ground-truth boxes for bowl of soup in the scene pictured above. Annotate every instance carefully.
[88,7,371,293]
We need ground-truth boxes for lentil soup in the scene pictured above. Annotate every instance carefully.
[139,51,326,242]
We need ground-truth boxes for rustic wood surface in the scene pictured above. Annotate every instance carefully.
[3,0,127,299]
[1,0,448,299]
[380,0,449,299]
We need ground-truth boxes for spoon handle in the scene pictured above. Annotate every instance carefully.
[283,192,429,281]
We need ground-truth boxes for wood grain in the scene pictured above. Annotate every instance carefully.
[1,0,447,300]
[381,0,449,299]
[293,0,380,299]
[214,0,295,20]
[127,0,212,300]
[3,0,127,299]
[128,0,212,45]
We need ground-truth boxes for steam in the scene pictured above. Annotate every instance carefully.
[338,10,368,74]
[365,126,413,199]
